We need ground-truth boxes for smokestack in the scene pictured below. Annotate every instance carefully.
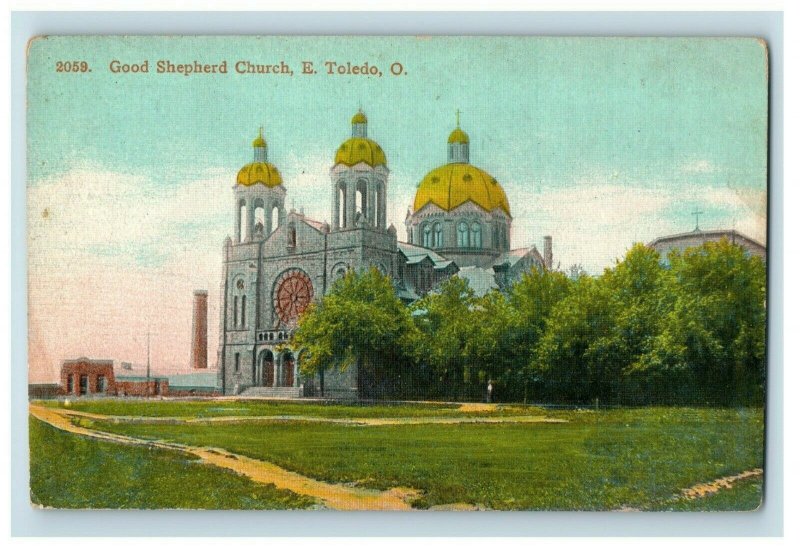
[543,235,553,270]
[190,290,208,369]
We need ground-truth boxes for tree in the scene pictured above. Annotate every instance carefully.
[293,267,417,399]
[410,276,478,400]
[631,239,766,405]
[533,245,665,405]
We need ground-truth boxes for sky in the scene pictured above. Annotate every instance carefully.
[27,36,768,382]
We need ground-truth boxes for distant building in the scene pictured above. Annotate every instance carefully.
[28,383,60,399]
[166,371,220,396]
[58,358,168,397]
[648,228,766,263]
[60,358,116,397]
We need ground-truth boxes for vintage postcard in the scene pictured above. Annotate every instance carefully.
[27,36,767,511]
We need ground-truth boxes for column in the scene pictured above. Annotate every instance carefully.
[331,182,339,231]
[293,351,300,387]
[367,180,377,228]
[346,180,356,229]
[246,202,255,242]
[272,356,279,388]
[234,200,242,242]
[378,183,386,229]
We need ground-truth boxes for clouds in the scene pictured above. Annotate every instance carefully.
[507,179,766,274]
[681,159,717,174]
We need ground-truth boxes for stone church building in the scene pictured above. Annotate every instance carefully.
[217,112,553,397]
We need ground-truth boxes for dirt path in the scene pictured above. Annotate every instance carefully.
[38,406,566,427]
[30,404,417,510]
[678,468,764,500]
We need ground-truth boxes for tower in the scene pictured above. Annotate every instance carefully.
[330,110,390,232]
[234,128,287,242]
[190,290,208,369]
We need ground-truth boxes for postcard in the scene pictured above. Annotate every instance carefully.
[27,36,767,511]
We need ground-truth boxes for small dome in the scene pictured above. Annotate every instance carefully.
[413,163,510,215]
[237,162,283,187]
[352,111,367,124]
[252,128,266,148]
[334,137,387,168]
[448,128,469,144]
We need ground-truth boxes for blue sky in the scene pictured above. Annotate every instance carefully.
[27,36,768,380]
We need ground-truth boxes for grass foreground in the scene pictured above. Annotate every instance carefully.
[29,416,314,509]
[30,399,766,511]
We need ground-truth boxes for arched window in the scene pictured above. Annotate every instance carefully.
[433,223,443,248]
[355,180,367,218]
[241,295,247,327]
[423,223,432,248]
[471,222,482,248]
[288,224,297,247]
[233,296,239,328]
[271,206,279,233]
[457,221,469,247]
[254,199,265,238]
[97,375,107,393]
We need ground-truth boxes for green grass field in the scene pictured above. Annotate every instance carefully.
[29,416,314,509]
[40,398,535,418]
[50,402,765,511]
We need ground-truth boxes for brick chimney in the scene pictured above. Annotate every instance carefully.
[190,290,208,369]
[543,235,553,270]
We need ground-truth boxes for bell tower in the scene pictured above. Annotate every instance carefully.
[234,128,287,243]
[330,111,389,232]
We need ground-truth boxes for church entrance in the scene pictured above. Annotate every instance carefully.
[282,352,295,387]
[256,350,274,387]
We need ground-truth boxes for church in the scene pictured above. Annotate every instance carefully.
[217,111,553,397]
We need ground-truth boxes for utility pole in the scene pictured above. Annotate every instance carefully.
[146,330,151,398]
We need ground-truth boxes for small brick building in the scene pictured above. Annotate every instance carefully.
[59,358,168,397]
[60,358,116,396]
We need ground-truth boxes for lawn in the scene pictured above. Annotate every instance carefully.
[76,405,765,510]
[38,398,537,419]
[29,416,314,509]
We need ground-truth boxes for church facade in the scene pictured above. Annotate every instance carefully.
[217,112,553,397]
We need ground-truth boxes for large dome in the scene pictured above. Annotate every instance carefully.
[334,137,387,168]
[413,163,510,216]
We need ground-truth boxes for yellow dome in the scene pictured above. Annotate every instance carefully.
[352,111,367,124]
[414,163,510,216]
[448,128,469,144]
[237,162,283,187]
[334,137,387,168]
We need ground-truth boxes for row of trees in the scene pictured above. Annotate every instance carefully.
[293,239,766,406]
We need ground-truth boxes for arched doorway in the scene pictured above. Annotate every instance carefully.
[256,349,274,387]
[282,351,295,387]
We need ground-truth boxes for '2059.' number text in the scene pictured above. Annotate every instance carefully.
[55,61,91,73]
